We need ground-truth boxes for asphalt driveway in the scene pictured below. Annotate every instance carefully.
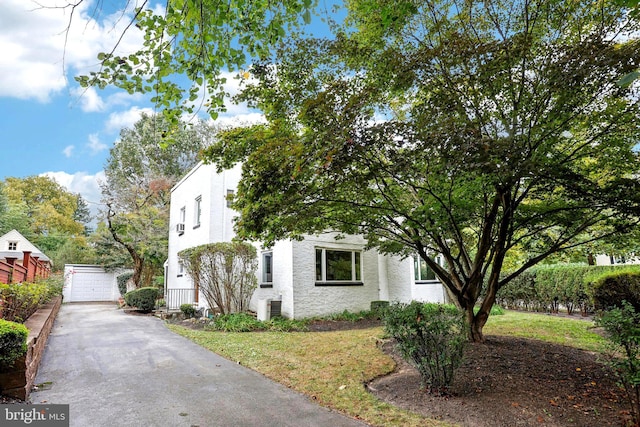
[32,303,368,427]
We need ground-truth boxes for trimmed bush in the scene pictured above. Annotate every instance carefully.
[0,319,28,369]
[591,271,640,312]
[124,287,159,312]
[180,303,197,318]
[496,264,640,315]
[384,302,466,394]
[116,272,133,298]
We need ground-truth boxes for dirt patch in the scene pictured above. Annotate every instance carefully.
[306,318,383,332]
[368,336,631,427]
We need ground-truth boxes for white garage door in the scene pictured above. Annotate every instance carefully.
[65,265,118,302]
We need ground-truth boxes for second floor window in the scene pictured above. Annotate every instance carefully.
[226,189,235,208]
[194,196,202,227]
[8,242,17,251]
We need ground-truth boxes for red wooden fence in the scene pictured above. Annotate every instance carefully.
[0,251,50,284]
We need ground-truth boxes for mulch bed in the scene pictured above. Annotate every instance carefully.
[368,336,632,426]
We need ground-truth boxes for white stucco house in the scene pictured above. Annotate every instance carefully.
[165,161,447,319]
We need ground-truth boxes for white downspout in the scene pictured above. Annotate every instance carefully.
[377,253,389,301]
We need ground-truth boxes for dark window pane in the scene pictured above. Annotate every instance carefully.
[326,250,353,281]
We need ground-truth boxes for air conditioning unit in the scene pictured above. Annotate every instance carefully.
[257,299,282,321]
[176,223,185,235]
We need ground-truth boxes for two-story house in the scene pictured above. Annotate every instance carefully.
[165,161,447,319]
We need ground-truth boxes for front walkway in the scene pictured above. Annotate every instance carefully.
[32,303,367,427]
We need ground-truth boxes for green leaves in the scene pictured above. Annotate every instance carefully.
[76,0,318,121]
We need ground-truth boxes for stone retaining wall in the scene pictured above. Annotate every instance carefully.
[0,296,62,400]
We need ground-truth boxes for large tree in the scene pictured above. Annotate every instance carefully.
[99,114,209,286]
[0,176,95,269]
[3,176,86,237]
[203,0,640,341]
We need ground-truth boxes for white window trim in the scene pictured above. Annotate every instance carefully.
[193,196,202,228]
[260,251,273,288]
[414,254,443,283]
[315,247,363,286]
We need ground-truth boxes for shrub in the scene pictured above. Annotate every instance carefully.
[591,271,640,312]
[209,313,264,332]
[0,319,28,369]
[324,309,378,322]
[116,272,133,298]
[384,302,466,394]
[496,264,640,315]
[371,301,390,317]
[124,287,159,312]
[179,242,257,315]
[0,282,52,323]
[180,303,197,318]
[596,302,640,425]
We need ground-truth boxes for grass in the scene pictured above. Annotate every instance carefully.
[168,309,606,426]
[168,325,447,427]
[484,310,605,352]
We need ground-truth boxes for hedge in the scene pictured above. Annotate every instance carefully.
[496,264,640,315]
[0,279,62,323]
[591,270,640,312]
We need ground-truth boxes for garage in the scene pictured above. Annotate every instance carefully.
[63,265,120,302]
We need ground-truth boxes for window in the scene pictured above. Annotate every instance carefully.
[414,255,442,283]
[261,252,273,288]
[179,206,186,223]
[226,189,234,208]
[7,241,17,251]
[315,248,362,285]
[177,260,184,277]
[194,196,202,228]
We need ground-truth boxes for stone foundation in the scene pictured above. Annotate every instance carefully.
[0,296,62,400]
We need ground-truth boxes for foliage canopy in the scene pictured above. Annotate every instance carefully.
[203,0,640,341]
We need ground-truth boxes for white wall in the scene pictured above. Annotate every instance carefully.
[166,162,243,307]
[250,240,294,317]
[287,234,380,318]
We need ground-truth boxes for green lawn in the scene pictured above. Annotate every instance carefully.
[167,310,606,427]
[484,310,605,352]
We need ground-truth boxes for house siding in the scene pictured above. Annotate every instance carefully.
[288,235,380,319]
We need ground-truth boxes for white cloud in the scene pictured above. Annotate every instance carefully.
[213,113,266,129]
[71,86,105,112]
[0,0,148,102]
[41,170,106,222]
[87,133,108,154]
[62,145,74,157]
[105,106,155,133]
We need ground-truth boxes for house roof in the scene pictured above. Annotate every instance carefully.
[0,230,51,263]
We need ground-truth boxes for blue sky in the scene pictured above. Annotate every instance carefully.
[0,0,268,219]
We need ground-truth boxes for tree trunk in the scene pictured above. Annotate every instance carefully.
[465,305,488,343]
